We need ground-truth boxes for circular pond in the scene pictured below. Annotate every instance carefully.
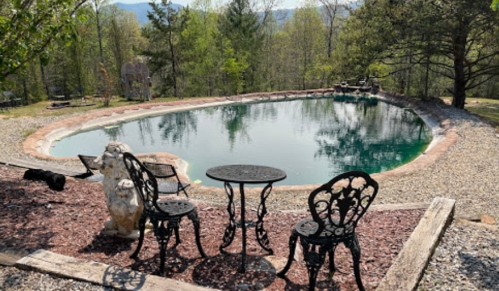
[51,96,433,187]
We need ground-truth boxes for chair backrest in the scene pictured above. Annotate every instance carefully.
[142,161,177,179]
[77,155,99,173]
[123,152,159,213]
[3,91,15,99]
[308,171,378,238]
[50,87,62,94]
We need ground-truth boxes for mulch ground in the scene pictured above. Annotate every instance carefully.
[0,165,424,291]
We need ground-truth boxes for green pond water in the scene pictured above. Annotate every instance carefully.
[51,96,433,187]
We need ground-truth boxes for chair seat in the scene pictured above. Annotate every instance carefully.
[148,200,195,218]
[295,218,354,241]
[85,173,104,182]
[157,181,190,195]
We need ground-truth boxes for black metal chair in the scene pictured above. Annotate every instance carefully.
[277,171,378,291]
[143,161,190,197]
[49,87,66,101]
[0,92,11,112]
[3,91,22,107]
[70,87,85,104]
[93,86,106,103]
[77,155,104,182]
[123,152,206,274]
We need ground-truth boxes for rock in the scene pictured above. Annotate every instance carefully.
[480,215,496,225]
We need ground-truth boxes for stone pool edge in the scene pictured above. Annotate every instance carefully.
[23,89,458,192]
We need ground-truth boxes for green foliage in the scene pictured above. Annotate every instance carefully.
[5,0,499,105]
[218,0,263,93]
[142,0,189,98]
[337,0,499,108]
[221,45,249,95]
[0,0,87,85]
[492,0,499,10]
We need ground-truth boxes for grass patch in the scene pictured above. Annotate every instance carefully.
[0,96,192,118]
[441,97,499,131]
[466,105,499,130]
[21,128,40,138]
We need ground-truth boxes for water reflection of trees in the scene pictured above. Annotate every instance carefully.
[311,99,431,175]
[102,124,124,141]
[137,118,155,146]
[219,101,278,147]
[158,111,197,145]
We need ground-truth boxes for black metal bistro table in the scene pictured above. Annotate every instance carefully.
[206,165,286,273]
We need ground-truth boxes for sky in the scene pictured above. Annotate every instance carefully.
[111,0,306,10]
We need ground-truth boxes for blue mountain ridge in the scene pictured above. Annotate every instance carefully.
[115,2,352,25]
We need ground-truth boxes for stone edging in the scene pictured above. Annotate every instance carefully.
[23,89,458,192]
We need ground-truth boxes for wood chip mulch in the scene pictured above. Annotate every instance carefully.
[0,165,424,290]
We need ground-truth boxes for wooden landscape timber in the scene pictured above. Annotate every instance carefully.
[15,250,219,291]
[377,197,456,291]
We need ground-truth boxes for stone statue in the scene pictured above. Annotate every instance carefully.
[95,141,143,236]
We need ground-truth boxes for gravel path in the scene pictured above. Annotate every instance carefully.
[0,266,113,291]
[0,102,498,290]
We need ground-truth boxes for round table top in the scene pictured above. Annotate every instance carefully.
[206,165,287,184]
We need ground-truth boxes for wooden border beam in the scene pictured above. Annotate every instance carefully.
[377,197,455,291]
[16,250,218,291]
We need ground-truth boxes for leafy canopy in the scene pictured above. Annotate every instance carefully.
[0,0,87,83]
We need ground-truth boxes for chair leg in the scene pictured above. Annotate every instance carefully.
[277,230,298,278]
[346,235,365,291]
[328,244,338,277]
[174,224,181,246]
[156,219,176,275]
[188,209,207,258]
[302,240,328,291]
[130,215,147,259]
[182,188,189,197]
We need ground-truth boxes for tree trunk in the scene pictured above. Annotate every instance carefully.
[451,34,467,109]
[39,61,49,98]
[169,29,178,98]
[22,77,28,105]
[407,54,412,96]
[424,54,430,100]
[96,8,104,63]
[452,57,466,109]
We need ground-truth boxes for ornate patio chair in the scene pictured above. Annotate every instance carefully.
[277,171,378,291]
[143,161,190,197]
[3,91,22,107]
[49,87,66,101]
[77,155,104,182]
[0,92,11,112]
[123,152,206,274]
[93,86,106,103]
[70,87,85,104]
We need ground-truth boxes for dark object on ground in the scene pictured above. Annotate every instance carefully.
[123,152,207,275]
[143,161,190,197]
[278,171,379,291]
[50,102,71,108]
[23,169,66,191]
[76,155,104,182]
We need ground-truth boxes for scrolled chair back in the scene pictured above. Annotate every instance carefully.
[123,152,159,213]
[308,170,378,239]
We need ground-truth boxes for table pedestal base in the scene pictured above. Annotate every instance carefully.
[219,182,274,273]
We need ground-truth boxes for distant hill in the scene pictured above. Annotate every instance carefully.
[115,2,183,25]
[115,2,355,26]
[116,2,295,26]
